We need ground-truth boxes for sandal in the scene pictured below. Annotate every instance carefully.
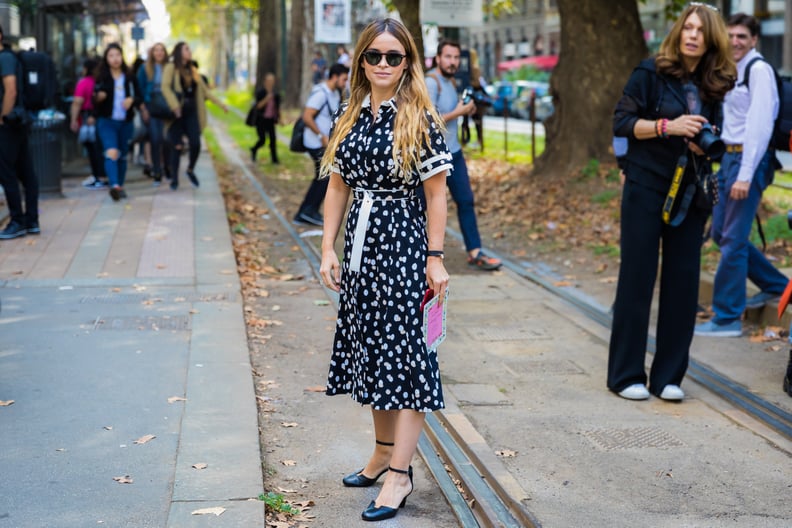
[468,250,502,271]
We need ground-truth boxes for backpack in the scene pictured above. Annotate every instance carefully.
[742,57,792,152]
[290,86,330,153]
[2,48,58,111]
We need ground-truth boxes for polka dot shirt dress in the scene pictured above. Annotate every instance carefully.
[325,95,452,412]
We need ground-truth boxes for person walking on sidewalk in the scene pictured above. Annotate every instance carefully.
[249,72,281,164]
[0,23,39,239]
[94,43,142,202]
[137,42,170,186]
[608,4,735,402]
[293,63,349,226]
[426,40,501,271]
[161,42,228,191]
[70,58,108,190]
[694,13,788,338]
[319,18,451,522]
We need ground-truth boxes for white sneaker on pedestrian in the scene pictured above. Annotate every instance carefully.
[618,384,650,400]
[659,385,685,401]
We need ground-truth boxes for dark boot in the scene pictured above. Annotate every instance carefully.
[785,348,792,397]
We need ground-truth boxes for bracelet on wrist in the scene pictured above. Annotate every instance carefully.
[427,250,444,260]
[661,118,669,138]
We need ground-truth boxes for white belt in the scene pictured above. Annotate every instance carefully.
[349,188,415,272]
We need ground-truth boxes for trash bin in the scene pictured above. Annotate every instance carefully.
[28,114,66,194]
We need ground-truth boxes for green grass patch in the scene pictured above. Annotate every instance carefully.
[464,128,544,165]
[591,189,620,204]
[590,243,620,258]
[258,492,300,515]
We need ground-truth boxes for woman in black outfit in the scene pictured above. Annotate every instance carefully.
[250,73,280,164]
[608,3,735,402]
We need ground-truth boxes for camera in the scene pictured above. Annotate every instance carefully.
[3,107,31,128]
[461,87,474,105]
[693,123,725,159]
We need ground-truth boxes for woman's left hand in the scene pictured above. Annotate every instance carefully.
[427,258,449,304]
[122,96,134,110]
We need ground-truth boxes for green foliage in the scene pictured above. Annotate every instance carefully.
[580,159,601,180]
[663,0,696,21]
[503,66,550,83]
[590,243,620,258]
[591,189,620,204]
[258,492,301,515]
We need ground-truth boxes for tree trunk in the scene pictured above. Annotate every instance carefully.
[284,0,308,108]
[534,0,646,177]
[390,0,424,67]
[257,0,280,90]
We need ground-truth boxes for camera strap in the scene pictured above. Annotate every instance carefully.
[662,153,696,226]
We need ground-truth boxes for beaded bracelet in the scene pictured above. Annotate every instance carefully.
[661,118,669,138]
[655,119,662,138]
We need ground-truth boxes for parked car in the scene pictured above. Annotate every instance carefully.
[485,80,554,122]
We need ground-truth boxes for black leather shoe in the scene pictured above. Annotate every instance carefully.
[0,221,27,240]
[343,467,388,487]
[186,170,199,188]
[360,466,413,522]
[26,221,40,235]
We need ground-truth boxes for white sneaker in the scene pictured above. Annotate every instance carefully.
[618,384,650,400]
[659,385,685,401]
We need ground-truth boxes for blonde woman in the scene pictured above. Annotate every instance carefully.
[319,18,452,522]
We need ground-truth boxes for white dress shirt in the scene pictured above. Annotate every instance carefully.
[721,48,779,183]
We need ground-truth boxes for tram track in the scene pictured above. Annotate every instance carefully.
[214,120,789,527]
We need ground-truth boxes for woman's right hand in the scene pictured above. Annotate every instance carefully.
[668,114,707,138]
[320,249,341,292]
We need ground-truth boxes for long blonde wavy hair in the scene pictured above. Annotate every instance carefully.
[320,18,445,181]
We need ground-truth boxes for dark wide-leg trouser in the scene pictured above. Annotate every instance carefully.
[608,178,706,396]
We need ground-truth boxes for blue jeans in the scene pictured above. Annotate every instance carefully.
[147,116,166,176]
[97,117,133,188]
[448,150,481,252]
[710,149,788,324]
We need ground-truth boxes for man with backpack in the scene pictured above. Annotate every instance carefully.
[293,63,348,226]
[0,23,38,240]
[695,13,787,337]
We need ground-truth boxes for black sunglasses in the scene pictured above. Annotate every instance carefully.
[362,51,407,67]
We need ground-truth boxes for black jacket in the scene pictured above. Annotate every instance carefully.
[614,58,722,192]
[93,72,142,122]
[254,88,281,122]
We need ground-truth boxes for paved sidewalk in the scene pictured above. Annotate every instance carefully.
[0,157,265,526]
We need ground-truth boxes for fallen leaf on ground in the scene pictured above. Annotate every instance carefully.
[281,460,297,466]
[113,475,133,484]
[313,300,330,306]
[277,487,297,493]
[495,449,517,458]
[103,426,113,430]
[134,434,156,445]
[192,463,208,470]
[553,280,573,287]
[168,396,187,403]
[191,507,226,516]
[0,400,14,406]
[304,386,325,393]
[281,422,298,428]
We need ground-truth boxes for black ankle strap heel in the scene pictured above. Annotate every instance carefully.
[376,440,394,446]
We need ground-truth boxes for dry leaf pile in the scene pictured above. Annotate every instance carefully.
[467,158,621,253]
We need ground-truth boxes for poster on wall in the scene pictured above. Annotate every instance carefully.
[315,0,352,44]
[421,0,483,27]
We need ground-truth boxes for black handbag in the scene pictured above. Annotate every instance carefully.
[245,104,258,127]
[148,91,178,120]
[289,117,307,152]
